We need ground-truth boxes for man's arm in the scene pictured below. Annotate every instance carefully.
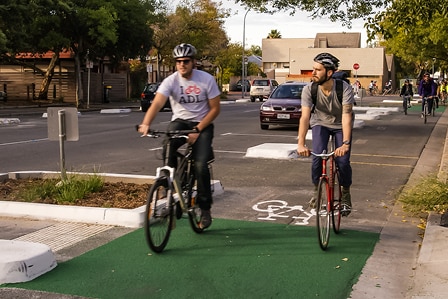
[335,104,353,157]
[195,95,220,132]
[138,92,168,134]
[297,106,311,156]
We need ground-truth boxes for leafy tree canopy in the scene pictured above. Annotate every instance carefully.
[235,0,390,27]
[365,0,448,76]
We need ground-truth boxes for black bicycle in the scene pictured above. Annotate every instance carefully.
[138,128,214,253]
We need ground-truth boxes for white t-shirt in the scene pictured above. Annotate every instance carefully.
[157,69,221,122]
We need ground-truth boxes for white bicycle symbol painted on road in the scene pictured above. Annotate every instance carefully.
[252,200,316,226]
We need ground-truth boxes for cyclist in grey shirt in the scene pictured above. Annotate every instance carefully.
[296,53,355,216]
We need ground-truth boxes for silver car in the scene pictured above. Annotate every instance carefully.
[250,79,279,102]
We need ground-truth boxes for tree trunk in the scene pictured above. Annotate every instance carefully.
[36,52,59,101]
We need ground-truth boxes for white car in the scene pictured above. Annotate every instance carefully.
[250,79,279,102]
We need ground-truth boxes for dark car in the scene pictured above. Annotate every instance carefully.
[236,79,251,91]
[140,83,170,112]
[259,81,306,130]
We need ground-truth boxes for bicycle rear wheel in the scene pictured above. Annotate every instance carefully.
[144,177,174,253]
[332,171,342,234]
[316,178,331,250]
[186,173,204,233]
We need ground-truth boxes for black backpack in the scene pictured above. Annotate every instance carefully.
[310,79,344,113]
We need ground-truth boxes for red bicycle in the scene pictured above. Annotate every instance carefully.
[311,136,342,250]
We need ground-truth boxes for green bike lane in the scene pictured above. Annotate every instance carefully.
[3,218,378,299]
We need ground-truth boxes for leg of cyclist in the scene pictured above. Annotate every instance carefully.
[310,126,330,207]
[402,96,408,114]
[333,129,353,216]
[192,123,214,229]
[166,119,189,168]
[428,97,433,114]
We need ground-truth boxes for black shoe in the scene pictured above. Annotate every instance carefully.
[199,209,212,229]
[175,201,182,219]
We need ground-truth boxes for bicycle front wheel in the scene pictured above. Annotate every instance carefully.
[144,177,174,253]
[316,178,331,250]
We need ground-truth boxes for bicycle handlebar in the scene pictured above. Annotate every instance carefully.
[135,125,197,139]
[311,151,335,158]
[288,150,335,159]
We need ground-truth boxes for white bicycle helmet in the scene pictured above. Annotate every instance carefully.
[172,43,197,59]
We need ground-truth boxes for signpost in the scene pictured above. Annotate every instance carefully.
[47,108,79,181]
[353,63,361,105]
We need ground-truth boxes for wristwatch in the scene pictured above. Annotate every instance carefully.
[343,140,351,146]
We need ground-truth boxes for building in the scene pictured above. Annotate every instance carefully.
[261,32,395,91]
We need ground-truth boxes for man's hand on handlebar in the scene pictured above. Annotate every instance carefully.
[137,124,150,136]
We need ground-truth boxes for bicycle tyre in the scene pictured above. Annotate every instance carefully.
[186,172,204,233]
[144,177,174,253]
[316,178,331,250]
[424,102,428,124]
[332,171,342,234]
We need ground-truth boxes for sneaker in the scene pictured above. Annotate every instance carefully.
[309,185,318,209]
[341,188,352,217]
[199,209,212,229]
[421,113,424,118]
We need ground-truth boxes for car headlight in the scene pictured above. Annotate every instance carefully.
[261,105,273,111]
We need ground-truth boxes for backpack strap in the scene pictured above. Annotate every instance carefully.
[311,79,343,113]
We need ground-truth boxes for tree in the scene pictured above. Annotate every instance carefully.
[235,0,389,27]
[0,0,158,104]
[267,30,282,39]
[151,0,230,75]
[365,0,448,77]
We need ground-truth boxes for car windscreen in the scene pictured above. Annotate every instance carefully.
[253,80,268,86]
[271,85,304,99]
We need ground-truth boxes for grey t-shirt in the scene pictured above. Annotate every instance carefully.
[301,80,355,129]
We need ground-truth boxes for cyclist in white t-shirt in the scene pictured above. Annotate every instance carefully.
[138,43,221,229]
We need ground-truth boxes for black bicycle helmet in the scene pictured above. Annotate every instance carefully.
[172,43,197,59]
[313,53,340,70]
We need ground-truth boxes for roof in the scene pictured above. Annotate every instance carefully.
[314,33,361,48]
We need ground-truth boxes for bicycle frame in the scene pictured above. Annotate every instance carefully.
[140,129,205,253]
[311,136,342,250]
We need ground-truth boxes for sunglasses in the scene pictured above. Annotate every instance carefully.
[176,59,191,65]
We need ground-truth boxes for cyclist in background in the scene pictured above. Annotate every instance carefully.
[138,43,221,229]
[438,79,447,104]
[418,72,437,118]
[400,79,414,108]
[296,52,355,216]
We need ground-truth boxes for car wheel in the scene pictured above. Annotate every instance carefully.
[250,97,256,102]
[260,124,269,130]
[259,97,264,102]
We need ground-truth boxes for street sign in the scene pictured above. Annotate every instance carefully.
[353,63,360,70]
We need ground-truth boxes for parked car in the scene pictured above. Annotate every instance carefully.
[250,79,279,102]
[236,79,251,91]
[259,81,305,130]
[140,83,170,112]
